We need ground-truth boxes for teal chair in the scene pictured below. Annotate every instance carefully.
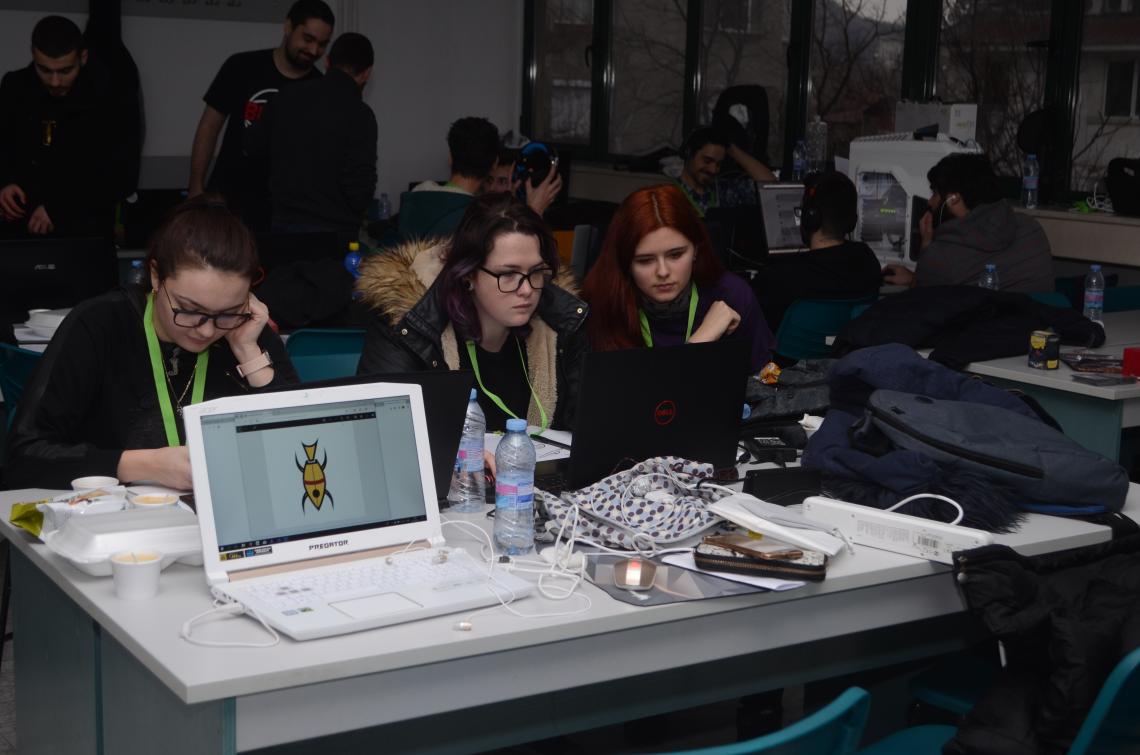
[861,646,1140,754]
[1029,291,1072,309]
[775,296,878,360]
[667,687,870,755]
[284,328,365,382]
[0,343,42,426]
[1104,285,1140,313]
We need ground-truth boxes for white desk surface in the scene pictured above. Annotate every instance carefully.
[0,488,1127,749]
[963,346,1140,401]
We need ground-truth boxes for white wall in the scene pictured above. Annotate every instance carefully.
[0,1,524,205]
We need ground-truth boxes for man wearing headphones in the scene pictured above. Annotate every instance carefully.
[675,125,776,217]
[751,171,881,333]
[882,154,1052,292]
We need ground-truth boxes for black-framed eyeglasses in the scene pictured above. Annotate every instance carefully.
[161,285,253,330]
[479,266,553,293]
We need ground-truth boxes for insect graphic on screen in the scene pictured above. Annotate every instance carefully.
[295,440,334,513]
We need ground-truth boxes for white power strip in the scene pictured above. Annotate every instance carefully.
[800,496,993,564]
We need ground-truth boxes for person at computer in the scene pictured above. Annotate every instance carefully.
[4,196,298,491]
[356,192,588,432]
[881,153,1053,292]
[482,147,517,195]
[187,0,335,231]
[0,16,129,238]
[750,172,882,332]
[580,184,775,373]
[674,125,776,218]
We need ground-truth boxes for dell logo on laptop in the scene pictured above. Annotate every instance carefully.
[309,539,349,551]
[654,400,677,426]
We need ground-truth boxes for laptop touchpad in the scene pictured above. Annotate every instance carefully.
[330,593,422,619]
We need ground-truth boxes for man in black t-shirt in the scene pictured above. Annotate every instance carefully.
[0,16,124,238]
[188,0,334,231]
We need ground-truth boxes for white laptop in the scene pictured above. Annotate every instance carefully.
[758,182,809,254]
[183,382,532,641]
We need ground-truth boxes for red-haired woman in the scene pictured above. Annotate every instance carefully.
[581,184,774,372]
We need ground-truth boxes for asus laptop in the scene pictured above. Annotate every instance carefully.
[0,236,117,323]
[543,339,750,491]
[183,382,532,641]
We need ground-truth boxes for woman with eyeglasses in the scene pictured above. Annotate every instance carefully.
[5,195,298,490]
[581,184,774,371]
[356,192,588,431]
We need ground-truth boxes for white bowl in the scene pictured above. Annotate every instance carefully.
[129,493,180,510]
[71,476,120,491]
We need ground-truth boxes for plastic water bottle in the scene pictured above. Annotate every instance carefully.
[792,140,807,181]
[806,116,828,174]
[494,418,536,555]
[1084,264,1105,324]
[978,263,999,290]
[1022,154,1039,209]
[447,389,486,513]
[127,259,147,288]
[378,192,391,220]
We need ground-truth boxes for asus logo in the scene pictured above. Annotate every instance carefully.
[309,539,348,551]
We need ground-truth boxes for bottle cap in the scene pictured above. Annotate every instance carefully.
[348,241,360,251]
[505,418,527,433]
[985,263,995,271]
[1092,264,1102,271]
[1028,153,1037,159]
[469,388,477,400]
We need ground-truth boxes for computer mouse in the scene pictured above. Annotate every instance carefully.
[613,557,657,591]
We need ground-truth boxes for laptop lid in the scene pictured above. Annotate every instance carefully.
[0,237,117,323]
[183,382,440,586]
[566,339,749,488]
[757,183,808,254]
[267,370,474,503]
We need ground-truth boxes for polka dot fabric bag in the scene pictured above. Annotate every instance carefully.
[539,457,731,550]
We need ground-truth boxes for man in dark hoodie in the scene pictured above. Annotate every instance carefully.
[882,154,1053,292]
[0,16,119,238]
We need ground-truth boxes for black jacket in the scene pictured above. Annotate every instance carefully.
[946,534,1140,755]
[250,67,378,233]
[4,287,299,489]
[834,287,1104,370]
[355,240,589,430]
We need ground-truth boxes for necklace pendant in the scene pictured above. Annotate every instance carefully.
[176,405,183,417]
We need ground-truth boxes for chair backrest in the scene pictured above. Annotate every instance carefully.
[667,687,869,755]
[0,344,42,423]
[284,328,365,383]
[1029,291,1072,309]
[776,296,878,361]
[1104,285,1140,313]
[1067,646,1140,755]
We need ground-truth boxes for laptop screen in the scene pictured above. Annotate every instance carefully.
[758,184,806,251]
[199,396,428,557]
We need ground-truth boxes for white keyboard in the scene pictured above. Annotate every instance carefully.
[241,548,488,612]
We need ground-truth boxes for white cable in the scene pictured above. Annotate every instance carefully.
[887,493,964,526]
[180,601,280,648]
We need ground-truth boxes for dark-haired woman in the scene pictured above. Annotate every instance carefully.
[5,196,298,490]
[581,184,775,372]
[356,193,587,431]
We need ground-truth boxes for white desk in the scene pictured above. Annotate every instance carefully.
[963,312,1140,459]
[0,489,1125,754]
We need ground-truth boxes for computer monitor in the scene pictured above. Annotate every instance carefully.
[0,236,117,323]
[757,183,808,254]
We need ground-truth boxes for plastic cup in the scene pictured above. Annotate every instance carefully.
[71,476,119,491]
[129,493,179,510]
[110,550,163,600]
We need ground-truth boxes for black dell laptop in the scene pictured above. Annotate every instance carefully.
[542,339,750,491]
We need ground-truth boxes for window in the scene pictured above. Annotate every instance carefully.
[532,0,594,145]
[808,0,906,161]
[699,0,790,166]
[938,0,1051,178]
[608,0,688,155]
[1071,1,1140,191]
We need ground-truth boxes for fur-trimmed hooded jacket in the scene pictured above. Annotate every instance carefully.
[356,239,589,430]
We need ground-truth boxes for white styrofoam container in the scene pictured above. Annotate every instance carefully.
[43,508,204,576]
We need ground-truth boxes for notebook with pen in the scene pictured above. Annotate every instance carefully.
[183,381,532,641]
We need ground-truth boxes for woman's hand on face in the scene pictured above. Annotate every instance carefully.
[224,291,269,362]
[690,300,741,343]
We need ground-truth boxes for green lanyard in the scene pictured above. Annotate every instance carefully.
[465,338,548,431]
[639,285,699,348]
[144,292,209,447]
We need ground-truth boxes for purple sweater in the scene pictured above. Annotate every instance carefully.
[642,272,775,372]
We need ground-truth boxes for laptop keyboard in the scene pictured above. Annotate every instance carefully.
[239,548,489,612]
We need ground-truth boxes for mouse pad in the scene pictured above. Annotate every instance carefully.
[584,554,765,607]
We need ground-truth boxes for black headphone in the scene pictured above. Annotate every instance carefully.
[799,185,822,245]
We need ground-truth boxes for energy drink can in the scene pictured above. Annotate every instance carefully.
[1028,330,1060,369]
